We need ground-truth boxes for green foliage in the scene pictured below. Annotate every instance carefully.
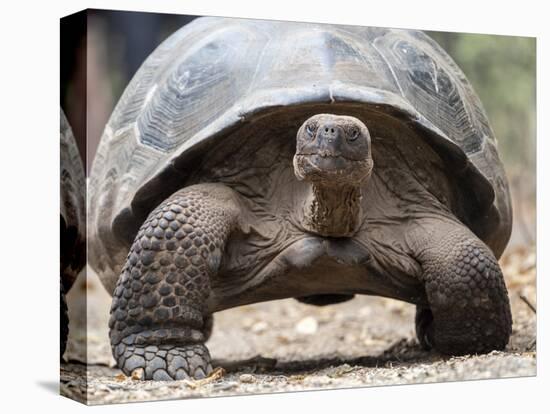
[427,31,536,175]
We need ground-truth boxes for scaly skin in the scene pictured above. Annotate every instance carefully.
[411,220,512,354]
[109,184,239,380]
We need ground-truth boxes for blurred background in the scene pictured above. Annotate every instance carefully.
[61,9,536,250]
[427,31,536,248]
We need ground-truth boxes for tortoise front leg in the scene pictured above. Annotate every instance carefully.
[109,185,239,380]
[409,219,512,355]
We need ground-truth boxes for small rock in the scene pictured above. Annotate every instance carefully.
[295,316,318,335]
[239,373,256,383]
[327,364,354,378]
[251,321,268,334]
[214,382,238,391]
[383,298,407,314]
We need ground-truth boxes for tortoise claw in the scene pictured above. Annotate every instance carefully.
[116,342,212,381]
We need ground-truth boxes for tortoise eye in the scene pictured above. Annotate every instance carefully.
[305,124,315,137]
[348,127,359,141]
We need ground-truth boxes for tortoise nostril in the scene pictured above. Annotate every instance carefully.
[330,128,335,134]
[324,127,329,133]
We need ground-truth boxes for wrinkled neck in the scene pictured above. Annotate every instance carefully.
[302,182,363,237]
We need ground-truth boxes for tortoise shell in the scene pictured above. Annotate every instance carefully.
[60,109,86,291]
[89,17,511,292]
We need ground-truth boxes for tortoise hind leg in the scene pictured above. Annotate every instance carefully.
[109,184,240,380]
[415,306,434,350]
[409,219,512,355]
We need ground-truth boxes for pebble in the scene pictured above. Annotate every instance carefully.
[251,321,268,334]
[326,364,354,378]
[214,382,238,391]
[295,316,318,335]
[239,373,256,383]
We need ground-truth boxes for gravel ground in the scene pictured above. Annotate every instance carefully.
[60,246,536,405]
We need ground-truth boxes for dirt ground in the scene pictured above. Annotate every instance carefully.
[60,245,536,405]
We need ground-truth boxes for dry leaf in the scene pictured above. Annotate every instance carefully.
[114,373,126,382]
[183,367,226,389]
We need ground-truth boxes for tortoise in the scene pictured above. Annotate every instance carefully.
[60,109,86,357]
[89,17,513,381]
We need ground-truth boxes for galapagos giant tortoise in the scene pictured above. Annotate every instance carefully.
[60,109,86,357]
[89,18,513,381]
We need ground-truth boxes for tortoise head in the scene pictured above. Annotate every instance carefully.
[293,114,373,186]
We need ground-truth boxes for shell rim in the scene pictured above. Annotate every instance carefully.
[112,83,498,247]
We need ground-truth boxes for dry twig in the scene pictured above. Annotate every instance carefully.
[519,293,537,314]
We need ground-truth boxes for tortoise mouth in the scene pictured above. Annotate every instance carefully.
[301,153,356,170]
[293,153,373,184]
